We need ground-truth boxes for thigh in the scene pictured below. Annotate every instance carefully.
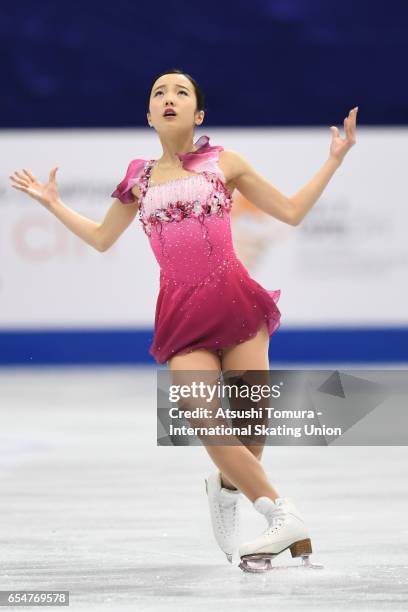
[220,322,270,371]
[167,347,221,371]
[167,349,226,441]
[220,323,271,452]
[167,348,222,410]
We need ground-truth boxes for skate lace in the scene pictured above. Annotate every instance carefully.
[264,506,287,534]
[215,500,239,535]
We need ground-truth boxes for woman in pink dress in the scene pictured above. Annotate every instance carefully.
[9,69,358,571]
[112,135,282,366]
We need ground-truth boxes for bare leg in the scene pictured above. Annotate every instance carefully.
[220,445,264,489]
[217,322,272,492]
[167,324,280,503]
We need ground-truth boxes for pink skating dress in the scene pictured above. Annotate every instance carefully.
[111,134,281,364]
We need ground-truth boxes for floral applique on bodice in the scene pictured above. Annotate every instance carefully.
[137,163,233,241]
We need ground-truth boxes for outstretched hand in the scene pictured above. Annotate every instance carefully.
[329,107,358,164]
[9,166,61,209]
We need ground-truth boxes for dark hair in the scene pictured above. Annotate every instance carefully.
[147,68,206,113]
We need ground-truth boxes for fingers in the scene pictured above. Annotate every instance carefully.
[348,106,358,125]
[10,169,33,186]
[11,184,36,198]
[343,116,349,137]
[49,166,58,182]
[348,106,358,141]
[343,107,358,142]
[344,116,353,141]
[9,172,29,187]
[22,168,36,181]
[10,182,35,196]
[14,170,29,181]
[10,183,28,192]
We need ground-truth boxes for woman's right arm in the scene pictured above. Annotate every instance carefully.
[9,166,140,252]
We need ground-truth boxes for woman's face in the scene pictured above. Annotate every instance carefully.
[147,73,204,133]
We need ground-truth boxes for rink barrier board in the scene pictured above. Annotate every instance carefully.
[0,327,407,365]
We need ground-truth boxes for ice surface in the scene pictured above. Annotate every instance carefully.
[0,366,407,611]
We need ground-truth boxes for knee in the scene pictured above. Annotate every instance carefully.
[245,444,264,460]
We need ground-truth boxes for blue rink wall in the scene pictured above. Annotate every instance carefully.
[1,327,407,365]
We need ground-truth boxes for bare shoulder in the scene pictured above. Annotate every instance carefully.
[218,149,249,193]
[218,149,249,182]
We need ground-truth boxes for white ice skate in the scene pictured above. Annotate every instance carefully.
[205,471,241,563]
[239,496,323,573]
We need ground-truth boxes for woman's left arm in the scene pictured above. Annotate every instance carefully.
[221,106,358,226]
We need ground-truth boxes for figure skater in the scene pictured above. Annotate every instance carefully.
[9,68,358,572]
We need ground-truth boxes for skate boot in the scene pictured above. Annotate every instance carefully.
[239,496,323,572]
[205,471,241,563]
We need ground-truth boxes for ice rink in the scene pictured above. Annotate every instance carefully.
[1,366,407,612]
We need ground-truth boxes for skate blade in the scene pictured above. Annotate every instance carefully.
[239,554,324,573]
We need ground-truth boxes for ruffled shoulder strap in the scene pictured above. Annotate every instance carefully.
[111,158,149,204]
[176,135,225,177]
